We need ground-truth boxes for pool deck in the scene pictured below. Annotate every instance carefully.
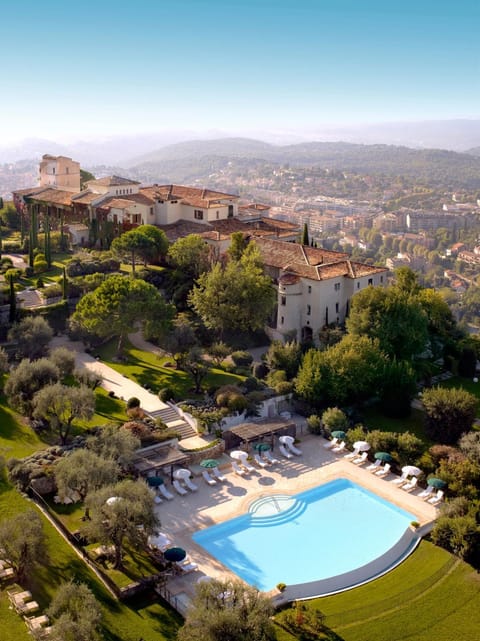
[156,429,438,605]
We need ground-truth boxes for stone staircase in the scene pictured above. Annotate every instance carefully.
[148,405,197,440]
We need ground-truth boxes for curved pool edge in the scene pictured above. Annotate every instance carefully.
[272,527,422,604]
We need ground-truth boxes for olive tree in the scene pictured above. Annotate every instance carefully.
[47,580,102,641]
[0,510,47,582]
[33,383,95,444]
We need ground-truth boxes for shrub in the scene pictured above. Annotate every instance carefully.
[126,406,145,420]
[243,376,261,392]
[275,381,294,395]
[231,350,253,367]
[306,414,322,434]
[266,369,287,388]
[252,361,269,379]
[40,283,62,299]
[321,407,348,432]
[158,387,175,402]
[276,582,287,592]
[227,393,248,413]
[33,259,48,274]
[126,397,141,409]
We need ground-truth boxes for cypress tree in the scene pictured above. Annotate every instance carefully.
[8,275,16,323]
[45,214,51,267]
[301,222,309,246]
[62,267,68,300]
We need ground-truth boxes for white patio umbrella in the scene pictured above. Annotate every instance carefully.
[279,435,294,445]
[353,441,370,452]
[173,468,192,480]
[106,496,122,506]
[402,465,422,477]
[230,450,248,461]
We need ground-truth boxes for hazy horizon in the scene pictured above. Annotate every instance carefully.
[2,0,479,146]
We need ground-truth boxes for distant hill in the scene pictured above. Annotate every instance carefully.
[466,147,480,157]
[127,138,480,189]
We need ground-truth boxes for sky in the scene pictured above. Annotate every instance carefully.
[1,0,479,145]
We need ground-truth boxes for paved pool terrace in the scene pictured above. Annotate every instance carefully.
[153,429,437,605]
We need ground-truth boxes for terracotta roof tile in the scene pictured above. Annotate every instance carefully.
[28,188,74,206]
[87,175,141,187]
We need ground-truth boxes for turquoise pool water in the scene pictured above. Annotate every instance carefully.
[193,478,416,591]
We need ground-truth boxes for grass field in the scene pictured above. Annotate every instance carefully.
[0,480,182,641]
[94,339,246,399]
[274,541,480,641]
[361,406,430,442]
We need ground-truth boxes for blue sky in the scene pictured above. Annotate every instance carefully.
[1,0,479,143]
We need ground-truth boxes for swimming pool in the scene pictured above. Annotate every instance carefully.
[193,478,418,597]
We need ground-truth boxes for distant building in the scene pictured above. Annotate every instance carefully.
[39,154,80,192]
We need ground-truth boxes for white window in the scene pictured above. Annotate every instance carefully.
[368,278,373,286]
[335,302,339,313]
[281,296,286,306]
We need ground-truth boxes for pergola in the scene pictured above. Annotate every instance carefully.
[132,444,190,481]
[224,419,296,451]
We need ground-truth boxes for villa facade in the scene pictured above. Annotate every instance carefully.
[255,237,388,342]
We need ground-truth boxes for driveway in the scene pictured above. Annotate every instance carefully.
[51,335,169,413]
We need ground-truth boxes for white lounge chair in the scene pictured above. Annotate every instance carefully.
[323,437,339,449]
[375,463,391,477]
[263,450,279,464]
[240,458,255,473]
[286,441,302,456]
[231,461,246,476]
[154,494,163,504]
[402,477,418,492]
[212,467,226,482]
[184,477,198,492]
[279,444,293,459]
[428,490,444,505]
[352,451,368,465]
[254,454,268,468]
[332,441,346,454]
[418,486,434,500]
[392,471,409,485]
[176,560,198,573]
[202,470,216,486]
[158,484,174,500]
[344,447,360,460]
[366,460,382,472]
[173,480,188,496]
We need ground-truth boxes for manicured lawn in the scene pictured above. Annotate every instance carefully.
[0,392,49,458]
[362,405,430,443]
[79,386,127,429]
[0,482,182,641]
[274,541,480,641]
[95,339,246,399]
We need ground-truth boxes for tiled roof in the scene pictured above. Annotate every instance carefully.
[87,175,141,187]
[99,197,138,209]
[144,184,238,208]
[239,203,271,211]
[28,188,74,206]
[12,186,49,197]
[71,192,103,204]
[161,220,209,242]
[255,237,348,270]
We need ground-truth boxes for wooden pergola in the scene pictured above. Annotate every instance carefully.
[132,444,191,481]
[224,419,296,451]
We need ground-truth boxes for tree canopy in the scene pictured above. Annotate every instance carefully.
[0,510,47,582]
[82,479,159,569]
[178,578,276,641]
[70,274,175,355]
[421,386,478,444]
[8,316,53,360]
[5,357,60,417]
[167,234,211,278]
[189,242,275,336]
[111,225,168,272]
[47,580,102,641]
[33,383,95,444]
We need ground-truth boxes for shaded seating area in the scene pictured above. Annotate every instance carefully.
[133,443,191,481]
[7,589,50,637]
[223,418,296,454]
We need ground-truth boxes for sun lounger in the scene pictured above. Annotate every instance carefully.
[202,470,216,486]
[158,484,174,500]
[344,447,360,460]
[402,477,418,492]
[19,600,39,614]
[8,590,32,606]
[332,441,346,454]
[26,614,49,631]
[375,463,391,477]
[428,490,444,505]
[176,560,198,573]
[263,450,279,464]
[231,461,246,476]
[240,458,255,473]
[212,467,226,482]
[279,444,293,459]
[154,494,163,504]
[254,453,268,468]
[0,567,15,580]
[173,480,188,495]
[352,451,368,465]
[323,437,339,449]
[418,486,434,500]
[184,477,198,492]
[286,441,302,456]
[392,471,409,485]
[366,460,382,472]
